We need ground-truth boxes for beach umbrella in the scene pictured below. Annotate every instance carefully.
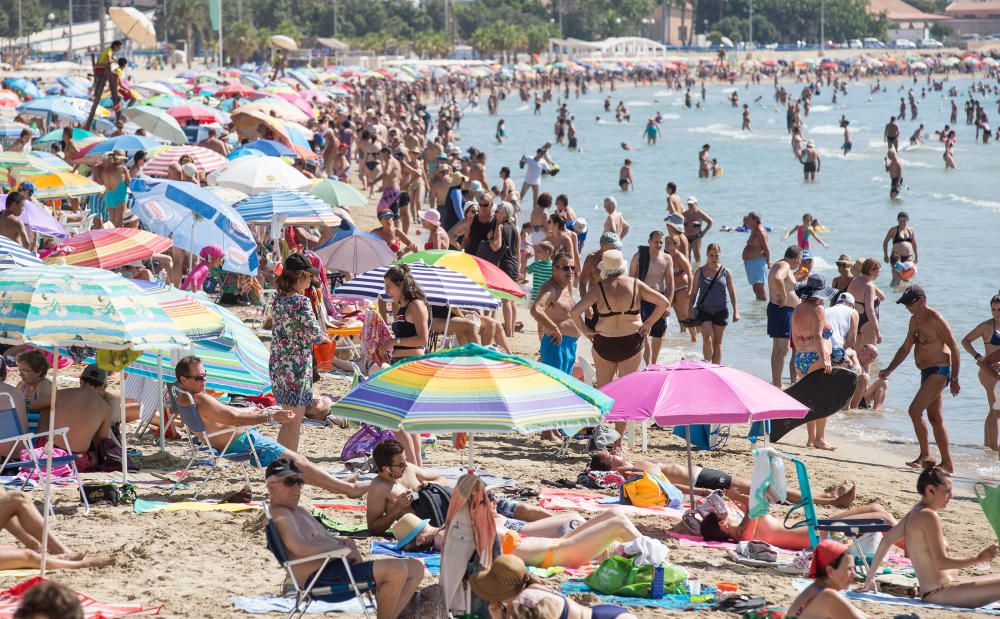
[82,134,161,158]
[234,190,340,227]
[228,139,296,159]
[15,97,89,123]
[270,35,298,51]
[397,250,525,300]
[166,104,224,125]
[331,344,611,464]
[124,106,187,144]
[0,235,44,269]
[216,81,256,98]
[109,6,157,47]
[235,99,309,123]
[214,155,311,195]
[0,264,189,574]
[12,171,104,200]
[335,262,500,311]
[314,227,397,275]
[600,359,808,507]
[140,93,189,109]
[0,195,67,239]
[142,145,229,177]
[44,228,173,269]
[33,127,99,149]
[0,152,70,174]
[129,177,259,276]
[230,109,292,147]
[203,185,249,205]
[132,81,180,97]
[0,123,36,139]
[965,57,982,67]
[310,178,366,208]
[3,78,41,100]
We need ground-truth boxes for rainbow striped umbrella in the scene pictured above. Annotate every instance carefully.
[0,152,72,174]
[11,171,104,200]
[137,282,225,342]
[330,344,611,433]
[45,228,172,270]
[397,250,525,300]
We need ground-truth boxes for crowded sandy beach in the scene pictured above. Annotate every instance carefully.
[1,26,1000,618]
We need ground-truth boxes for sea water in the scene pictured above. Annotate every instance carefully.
[454,77,1000,474]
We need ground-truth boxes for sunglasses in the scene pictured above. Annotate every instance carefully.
[558,265,576,272]
[280,477,305,487]
[185,373,208,382]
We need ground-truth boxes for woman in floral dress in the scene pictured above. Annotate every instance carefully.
[269,253,329,452]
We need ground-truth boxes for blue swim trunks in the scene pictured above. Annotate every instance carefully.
[766,302,794,339]
[306,560,376,602]
[226,427,287,467]
[540,334,578,375]
[744,257,768,286]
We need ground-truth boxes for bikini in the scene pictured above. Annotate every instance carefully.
[892,226,913,261]
[673,266,689,292]
[858,297,880,330]
[796,226,812,250]
[786,584,825,618]
[990,319,1000,346]
[900,511,959,602]
[592,280,643,363]
[390,302,420,363]
[793,324,832,375]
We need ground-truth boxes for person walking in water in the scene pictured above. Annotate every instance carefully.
[886,149,904,199]
[782,213,828,252]
[879,285,959,473]
[800,141,820,182]
[741,212,770,301]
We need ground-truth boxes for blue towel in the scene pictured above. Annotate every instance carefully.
[793,579,1000,615]
[370,540,441,574]
[232,595,368,614]
[559,579,717,610]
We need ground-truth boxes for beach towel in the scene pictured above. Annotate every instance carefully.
[232,595,369,614]
[311,500,366,511]
[559,579,717,610]
[133,499,259,513]
[370,541,441,574]
[311,511,367,535]
[749,448,786,519]
[0,577,162,617]
[538,489,685,519]
[665,531,739,550]
[976,482,1000,542]
[792,579,1000,615]
[327,467,518,490]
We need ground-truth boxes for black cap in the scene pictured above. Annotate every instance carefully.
[265,457,302,481]
[283,253,319,275]
[896,284,927,306]
[80,364,107,384]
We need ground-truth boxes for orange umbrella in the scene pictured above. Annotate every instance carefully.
[45,228,172,269]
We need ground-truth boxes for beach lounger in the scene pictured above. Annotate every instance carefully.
[167,383,262,499]
[0,394,89,515]
[262,502,375,619]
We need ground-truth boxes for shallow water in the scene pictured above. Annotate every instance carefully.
[456,77,1000,474]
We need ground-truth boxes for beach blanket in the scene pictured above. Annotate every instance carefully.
[0,577,162,617]
[792,579,1000,615]
[133,499,258,513]
[539,489,685,519]
[666,531,739,550]
[0,570,49,581]
[560,579,717,610]
[370,541,441,574]
[311,500,366,511]
[312,511,367,536]
[328,467,518,490]
[232,595,369,614]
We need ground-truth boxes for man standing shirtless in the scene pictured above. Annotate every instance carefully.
[375,147,404,225]
[0,192,30,249]
[742,212,770,301]
[884,116,901,152]
[95,151,130,228]
[602,197,629,239]
[767,246,803,386]
[532,250,581,378]
[629,231,673,365]
[879,285,959,472]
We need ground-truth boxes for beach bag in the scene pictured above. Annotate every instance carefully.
[313,340,336,373]
[578,469,625,491]
[584,556,666,598]
[340,424,395,462]
[620,469,683,509]
[98,438,137,472]
[975,483,1000,542]
[413,482,452,527]
[82,482,136,506]
[16,446,73,481]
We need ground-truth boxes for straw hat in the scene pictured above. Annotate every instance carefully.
[391,513,429,551]
[450,171,468,186]
[598,249,627,272]
[835,254,853,267]
[470,555,530,602]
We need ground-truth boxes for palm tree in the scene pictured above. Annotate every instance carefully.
[224,21,259,64]
[164,0,209,67]
[686,0,699,45]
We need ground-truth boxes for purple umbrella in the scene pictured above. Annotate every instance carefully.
[0,195,68,239]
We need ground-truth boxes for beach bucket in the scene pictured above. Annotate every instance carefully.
[975,483,1000,542]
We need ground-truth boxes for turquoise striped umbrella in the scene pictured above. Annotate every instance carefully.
[234,190,340,226]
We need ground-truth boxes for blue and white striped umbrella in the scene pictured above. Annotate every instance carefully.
[85,134,162,157]
[234,190,340,226]
[335,262,500,310]
[0,236,44,269]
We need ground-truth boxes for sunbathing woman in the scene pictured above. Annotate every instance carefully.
[700,490,897,551]
[786,539,868,618]
[393,507,657,569]
[862,463,1000,607]
[0,491,112,570]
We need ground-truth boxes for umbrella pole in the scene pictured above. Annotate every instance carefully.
[467,433,474,469]
[121,372,129,484]
[157,353,166,452]
[40,345,61,577]
[442,304,451,347]
[685,425,696,511]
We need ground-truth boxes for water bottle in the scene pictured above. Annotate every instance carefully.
[650,565,665,599]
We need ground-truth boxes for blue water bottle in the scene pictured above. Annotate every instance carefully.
[650,565,665,599]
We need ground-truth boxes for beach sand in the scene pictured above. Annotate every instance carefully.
[1,173,993,618]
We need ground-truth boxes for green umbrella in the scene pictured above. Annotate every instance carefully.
[310,178,367,208]
[34,127,99,146]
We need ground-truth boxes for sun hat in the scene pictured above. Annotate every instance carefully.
[420,209,441,226]
[795,273,837,300]
[450,171,468,186]
[468,180,485,195]
[199,245,224,261]
[181,162,198,177]
[265,457,303,481]
[836,292,856,305]
[835,253,853,266]
[687,196,698,205]
[809,539,849,578]
[469,555,531,602]
[897,284,926,306]
[598,231,621,249]
[80,364,107,385]
[16,181,35,196]
[573,217,588,234]
[598,249,627,272]
[377,209,396,220]
[392,513,430,551]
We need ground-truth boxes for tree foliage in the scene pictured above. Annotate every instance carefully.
[1,0,46,39]
[697,0,887,43]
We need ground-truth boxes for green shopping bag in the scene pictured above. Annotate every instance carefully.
[584,555,633,595]
[975,483,1000,542]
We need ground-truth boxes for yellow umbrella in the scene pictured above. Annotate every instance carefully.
[13,171,105,200]
[235,100,309,123]
[109,7,158,48]
[270,35,298,51]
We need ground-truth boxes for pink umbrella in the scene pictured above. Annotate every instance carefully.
[601,359,808,507]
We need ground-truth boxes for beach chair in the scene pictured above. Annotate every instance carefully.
[0,394,89,515]
[166,383,262,499]
[262,501,375,619]
[779,451,891,578]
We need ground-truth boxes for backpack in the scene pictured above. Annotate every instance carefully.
[620,469,684,509]
[98,438,137,472]
[412,482,452,527]
[340,424,395,462]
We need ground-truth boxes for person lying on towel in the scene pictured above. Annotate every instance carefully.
[589,450,856,507]
[0,490,112,571]
[366,438,579,536]
[173,356,368,498]
[266,458,422,619]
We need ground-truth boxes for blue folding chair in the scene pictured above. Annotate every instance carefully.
[262,502,375,619]
[0,394,89,514]
[166,383,262,499]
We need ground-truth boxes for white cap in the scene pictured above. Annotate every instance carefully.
[837,292,856,305]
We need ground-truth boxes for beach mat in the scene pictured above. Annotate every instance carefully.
[232,595,369,614]
[0,577,162,617]
[793,579,1000,615]
[370,541,441,574]
[560,579,717,610]
[133,499,259,513]
[666,531,738,550]
[538,489,685,519]
[311,500,366,511]
[770,368,857,443]
[328,467,518,489]
[312,511,367,536]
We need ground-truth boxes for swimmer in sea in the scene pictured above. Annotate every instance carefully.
[885,149,904,199]
[620,142,633,151]
[698,144,711,178]
[841,120,852,156]
[618,159,633,192]
[800,140,820,182]
[741,104,751,131]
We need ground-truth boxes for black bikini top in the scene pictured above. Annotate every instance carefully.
[594,279,641,319]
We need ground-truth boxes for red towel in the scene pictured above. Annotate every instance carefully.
[0,577,161,617]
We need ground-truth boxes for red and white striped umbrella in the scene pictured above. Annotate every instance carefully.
[143,145,229,178]
[166,104,224,124]
[44,227,173,270]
